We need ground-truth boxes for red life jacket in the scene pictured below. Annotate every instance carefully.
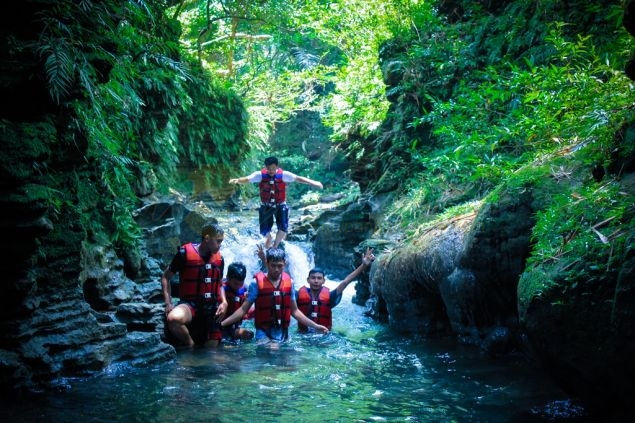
[259,168,286,205]
[254,271,292,330]
[297,286,332,331]
[223,280,248,330]
[223,280,247,316]
[178,243,224,302]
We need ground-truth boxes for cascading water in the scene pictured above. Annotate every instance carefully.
[220,233,314,288]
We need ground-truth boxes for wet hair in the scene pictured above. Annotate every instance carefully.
[264,156,279,167]
[201,222,224,238]
[265,247,286,263]
[308,268,325,278]
[227,262,247,281]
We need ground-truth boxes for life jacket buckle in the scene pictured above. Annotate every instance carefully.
[204,277,212,283]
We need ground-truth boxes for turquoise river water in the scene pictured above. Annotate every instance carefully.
[1,231,586,422]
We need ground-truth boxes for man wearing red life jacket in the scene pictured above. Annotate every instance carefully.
[161,222,228,348]
[221,261,254,342]
[228,156,323,249]
[220,247,328,347]
[297,247,375,332]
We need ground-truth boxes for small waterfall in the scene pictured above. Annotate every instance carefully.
[221,233,313,289]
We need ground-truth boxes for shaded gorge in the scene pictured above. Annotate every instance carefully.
[1,227,583,422]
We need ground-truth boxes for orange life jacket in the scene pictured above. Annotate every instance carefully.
[177,243,224,302]
[297,286,332,331]
[254,271,292,330]
[223,280,248,331]
[259,168,286,205]
[223,280,247,316]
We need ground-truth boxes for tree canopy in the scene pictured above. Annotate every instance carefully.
[4,0,634,259]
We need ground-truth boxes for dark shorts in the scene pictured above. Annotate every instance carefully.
[259,204,289,236]
[180,300,222,344]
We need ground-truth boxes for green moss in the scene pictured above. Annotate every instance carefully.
[0,120,56,181]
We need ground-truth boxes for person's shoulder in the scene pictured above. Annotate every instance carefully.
[176,243,190,256]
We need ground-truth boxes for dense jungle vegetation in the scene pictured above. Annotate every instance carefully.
[2,0,634,286]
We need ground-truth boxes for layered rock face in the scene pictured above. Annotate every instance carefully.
[343,173,635,419]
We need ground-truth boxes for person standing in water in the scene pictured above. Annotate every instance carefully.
[221,261,254,342]
[296,247,375,333]
[220,247,328,347]
[228,156,323,249]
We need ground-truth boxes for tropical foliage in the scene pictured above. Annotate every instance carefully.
[375,1,635,234]
[12,0,249,253]
[169,0,420,165]
[6,0,635,269]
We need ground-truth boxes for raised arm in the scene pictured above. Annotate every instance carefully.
[334,247,375,296]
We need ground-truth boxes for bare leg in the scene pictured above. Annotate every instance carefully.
[272,230,286,248]
[167,304,195,347]
[264,232,273,249]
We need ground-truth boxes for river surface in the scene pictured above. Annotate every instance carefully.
[1,213,584,422]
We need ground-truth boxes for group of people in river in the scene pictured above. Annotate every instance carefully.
[160,156,375,348]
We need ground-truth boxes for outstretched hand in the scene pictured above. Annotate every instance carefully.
[315,324,329,334]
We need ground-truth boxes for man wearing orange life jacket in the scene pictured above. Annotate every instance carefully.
[228,156,323,249]
[220,247,328,347]
[297,247,375,332]
[221,261,254,342]
[161,222,228,348]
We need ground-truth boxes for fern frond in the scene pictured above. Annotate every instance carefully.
[38,41,74,104]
